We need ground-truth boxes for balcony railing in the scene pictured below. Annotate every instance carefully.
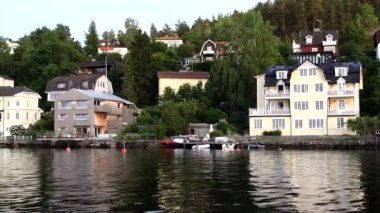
[328,90,355,96]
[94,105,123,115]
[265,91,290,98]
[249,108,291,116]
[202,50,215,55]
[328,108,357,116]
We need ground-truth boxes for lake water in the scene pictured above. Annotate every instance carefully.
[1,148,380,212]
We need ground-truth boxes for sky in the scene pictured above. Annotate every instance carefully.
[1,0,263,44]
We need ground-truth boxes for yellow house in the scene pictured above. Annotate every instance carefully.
[249,60,363,136]
[0,86,42,136]
[157,71,209,96]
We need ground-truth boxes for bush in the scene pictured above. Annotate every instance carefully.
[262,130,282,136]
[210,130,224,138]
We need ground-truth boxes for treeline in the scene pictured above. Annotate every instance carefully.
[1,0,380,134]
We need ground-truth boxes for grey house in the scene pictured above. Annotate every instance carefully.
[54,89,137,137]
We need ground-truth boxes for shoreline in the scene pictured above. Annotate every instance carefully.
[0,135,379,150]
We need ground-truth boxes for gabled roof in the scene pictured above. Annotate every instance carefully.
[74,89,134,105]
[157,71,210,79]
[45,74,104,92]
[300,30,338,45]
[0,86,40,97]
[264,61,361,87]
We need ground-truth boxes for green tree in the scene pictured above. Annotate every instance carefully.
[160,87,177,102]
[118,18,139,48]
[0,37,11,75]
[122,30,156,106]
[150,23,158,39]
[102,29,116,40]
[84,21,99,59]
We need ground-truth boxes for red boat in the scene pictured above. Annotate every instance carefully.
[159,139,175,145]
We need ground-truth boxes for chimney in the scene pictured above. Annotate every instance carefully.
[314,20,322,32]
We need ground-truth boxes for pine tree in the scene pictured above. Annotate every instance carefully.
[84,21,99,59]
[122,30,156,106]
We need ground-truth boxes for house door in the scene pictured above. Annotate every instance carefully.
[338,99,345,113]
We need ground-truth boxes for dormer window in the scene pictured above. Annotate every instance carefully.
[276,71,287,79]
[82,80,88,89]
[335,67,348,76]
[305,35,313,44]
[57,83,65,89]
[326,34,334,42]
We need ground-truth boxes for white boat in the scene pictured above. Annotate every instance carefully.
[192,144,210,150]
[222,142,235,151]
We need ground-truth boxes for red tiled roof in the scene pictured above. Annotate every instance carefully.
[157,71,209,79]
[156,35,183,41]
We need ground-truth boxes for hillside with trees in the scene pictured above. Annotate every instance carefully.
[1,0,380,135]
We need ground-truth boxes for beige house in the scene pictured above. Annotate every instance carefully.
[155,35,183,48]
[249,60,363,136]
[0,85,42,136]
[157,71,209,96]
[54,89,137,137]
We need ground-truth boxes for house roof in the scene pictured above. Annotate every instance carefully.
[157,71,210,79]
[0,75,13,80]
[0,86,39,97]
[300,30,338,45]
[156,35,183,41]
[264,61,361,87]
[45,74,104,92]
[75,89,134,105]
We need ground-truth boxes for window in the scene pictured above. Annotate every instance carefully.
[61,101,70,109]
[254,119,262,129]
[59,114,67,121]
[294,84,308,93]
[27,101,29,108]
[326,35,333,42]
[338,81,345,92]
[77,100,88,109]
[295,119,303,129]
[94,100,101,105]
[315,83,323,92]
[26,112,29,120]
[335,67,348,76]
[16,112,19,120]
[35,113,37,119]
[338,100,345,109]
[316,101,323,110]
[7,113,9,119]
[57,83,65,88]
[294,101,309,110]
[309,119,324,128]
[337,117,344,128]
[276,71,287,79]
[75,114,88,121]
[82,81,89,89]
[306,36,313,44]
[300,68,308,76]
[16,100,20,106]
[7,101,10,107]
[312,48,318,52]
[308,68,316,76]
[272,118,285,130]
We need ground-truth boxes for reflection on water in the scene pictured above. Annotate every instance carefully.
[249,151,365,212]
[0,148,380,212]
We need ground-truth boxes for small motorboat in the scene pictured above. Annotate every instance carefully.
[192,144,210,150]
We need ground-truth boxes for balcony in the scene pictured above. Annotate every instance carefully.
[328,108,357,116]
[265,91,290,99]
[202,50,215,55]
[94,105,123,115]
[249,108,291,116]
[328,90,355,97]
[322,40,337,46]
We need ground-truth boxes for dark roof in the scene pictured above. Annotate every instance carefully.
[264,61,361,87]
[264,65,296,87]
[300,30,338,45]
[45,74,104,92]
[157,71,210,79]
[0,86,37,96]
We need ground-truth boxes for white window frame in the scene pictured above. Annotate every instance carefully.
[335,67,348,76]
[338,99,345,110]
[75,114,88,121]
[308,68,316,76]
[276,71,287,80]
[316,101,323,110]
[61,101,70,109]
[272,118,285,130]
[57,83,65,89]
[300,68,308,76]
[315,83,323,92]
[16,112,19,120]
[337,117,344,129]
[254,119,262,129]
[77,100,88,109]
[295,119,303,129]
[309,119,324,128]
